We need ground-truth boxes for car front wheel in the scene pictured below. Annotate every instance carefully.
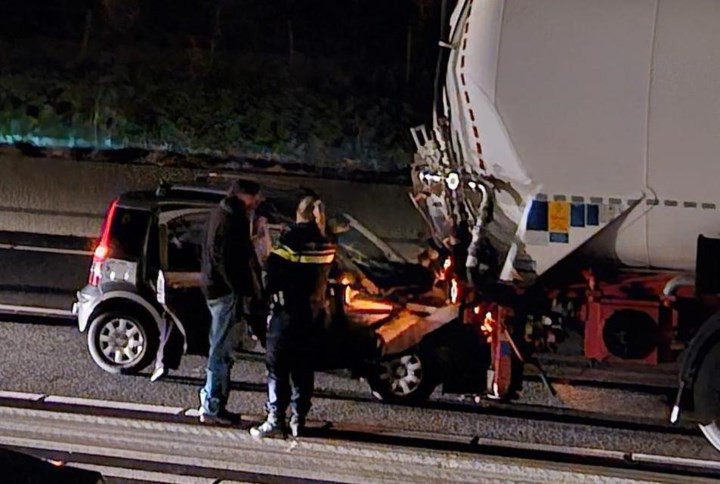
[87,309,158,374]
[367,350,437,403]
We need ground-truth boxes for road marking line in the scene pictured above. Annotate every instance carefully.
[184,408,201,417]
[472,437,628,460]
[0,243,92,256]
[2,393,720,475]
[68,463,219,484]
[43,396,186,415]
[0,436,303,480]
[0,304,75,317]
[631,453,720,470]
[2,403,720,480]
[0,391,45,401]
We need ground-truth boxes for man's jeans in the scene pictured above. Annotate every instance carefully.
[265,311,315,419]
[200,293,240,415]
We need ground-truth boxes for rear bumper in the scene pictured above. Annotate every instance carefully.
[74,285,101,332]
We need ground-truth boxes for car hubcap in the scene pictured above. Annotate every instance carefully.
[98,318,144,365]
[379,354,423,396]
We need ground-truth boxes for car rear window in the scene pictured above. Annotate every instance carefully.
[108,206,151,260]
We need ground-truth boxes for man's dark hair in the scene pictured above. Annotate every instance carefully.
[228,178,261,197]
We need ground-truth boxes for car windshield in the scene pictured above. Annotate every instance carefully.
[260,196,390,264]
[332,215,388,263]
[259,193,432,293]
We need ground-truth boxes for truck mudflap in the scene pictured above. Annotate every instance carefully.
[375,303,460,357]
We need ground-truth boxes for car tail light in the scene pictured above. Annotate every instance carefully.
[89,198,118,286]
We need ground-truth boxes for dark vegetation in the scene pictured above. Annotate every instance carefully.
[0,0,443,174]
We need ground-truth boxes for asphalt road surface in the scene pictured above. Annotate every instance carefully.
[0,318,719,465]
[0,231,91,313]
[1,232,720,476]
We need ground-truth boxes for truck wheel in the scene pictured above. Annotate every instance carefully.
[693,341,720,452]
[367,350,437,403]
[87,309,158,375]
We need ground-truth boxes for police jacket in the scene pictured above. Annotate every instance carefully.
[266,222,336,324]
[201,196,258,300]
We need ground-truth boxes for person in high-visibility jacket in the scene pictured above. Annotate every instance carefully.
[251,195,336,439]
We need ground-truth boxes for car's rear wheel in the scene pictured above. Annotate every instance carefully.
[87,309,158,374]
[693,340,720,452]
[367,350,437,403]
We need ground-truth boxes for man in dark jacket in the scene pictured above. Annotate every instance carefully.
[199,178,261,425]
[250,196,336,439]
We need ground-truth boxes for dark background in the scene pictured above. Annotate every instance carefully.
[0,0,446,172]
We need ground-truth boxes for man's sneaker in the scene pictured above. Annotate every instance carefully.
[199,409,242,426]
[289,415,305,438]
[250,416,286,439]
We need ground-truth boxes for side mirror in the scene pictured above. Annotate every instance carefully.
[156,270,166,304]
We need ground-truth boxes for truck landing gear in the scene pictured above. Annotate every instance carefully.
[486,306,557,401]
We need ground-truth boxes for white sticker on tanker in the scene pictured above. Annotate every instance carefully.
[600,204,619,225]
[525,230,549,246]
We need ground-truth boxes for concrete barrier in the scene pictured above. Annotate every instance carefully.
[0,149,428,257]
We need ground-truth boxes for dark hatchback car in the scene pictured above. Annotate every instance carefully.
[73,175,488,402]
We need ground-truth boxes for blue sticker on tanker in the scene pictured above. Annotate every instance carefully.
[526,200,548,231]
[549,232,569,243]
[586,204,600,226]
[571,204,586,227]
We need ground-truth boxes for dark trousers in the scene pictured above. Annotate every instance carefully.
[265,310,315,419]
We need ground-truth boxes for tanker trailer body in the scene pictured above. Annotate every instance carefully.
[410,0,720,450]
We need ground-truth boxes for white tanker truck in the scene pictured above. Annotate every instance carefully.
[410,0,720,451]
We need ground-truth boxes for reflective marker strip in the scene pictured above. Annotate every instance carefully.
[527,194,720,246]
[535,194,719,210]
[272,245,336,264]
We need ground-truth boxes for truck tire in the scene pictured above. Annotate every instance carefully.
[693,340,720,452]
[367,350,438,403]
[87,309,158,375]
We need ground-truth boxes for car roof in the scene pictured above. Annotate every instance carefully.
[116,178,320,220]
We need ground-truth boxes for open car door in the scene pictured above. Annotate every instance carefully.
[154,208,214,364]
